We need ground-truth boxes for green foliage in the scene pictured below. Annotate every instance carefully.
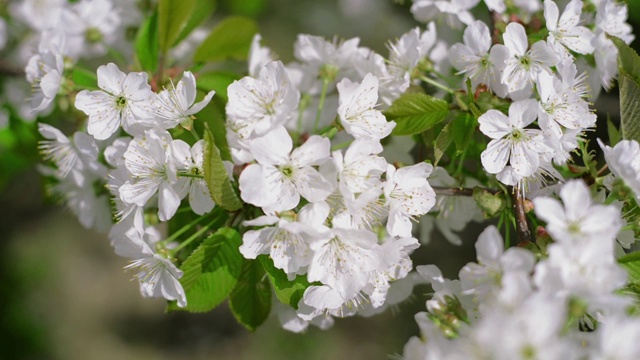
[167,227,243,312]
[385,93,449,136]
[196,71,240,102]
[220,0,266,17]
[229,259,272,331]
[135,11,159,72]
[158,0,197,52]
[173,0,217,46]
[70,68,98,89]
[259,255,312,309]
[618,251,640,283]
[198,98,231,161]
[434,122,453,166]
[607,117,621,146]
[473,187,506,218]
[203,126,242,211]
[451,113,476,153]
[609,35,640,144]
[194,16,259,63]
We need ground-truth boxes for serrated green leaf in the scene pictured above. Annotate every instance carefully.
[203,126,242,211]
[196,71,240,102]
[167,227,243,312]
[194,16,259,63]
[451,113,476,153]
[135,11,159,72]
[385,93,449,136]
[434,122,453,167]
[619,73,640,143]
[158,0,197,52]
[618,251,640,283]
[258,255,311,309]
[71,67,98,89]
[173,0,217,46]
[229,259,272,331]
[472,187,505,218]
[609,35,640,144]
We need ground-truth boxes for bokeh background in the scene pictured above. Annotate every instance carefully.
[1,0,639,359]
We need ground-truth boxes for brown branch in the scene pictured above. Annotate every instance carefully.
[432,186,501,196]
[0,61,25,77]
[511,184,534,244]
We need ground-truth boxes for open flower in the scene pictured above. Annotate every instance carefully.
[75,63,155,139]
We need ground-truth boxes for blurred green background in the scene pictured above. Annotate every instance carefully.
[1,0,639,359]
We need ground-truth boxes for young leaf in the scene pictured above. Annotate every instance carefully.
[618,251,640,283]
[385,93,449,136]
[434,122,453,167]
[472,187,505,218]
[258,255,311,309]
[198,99,231,161]
[609,35,640,144]
[229,259,272,331]
[135,11,159,72]
[203,126,242,211]
[167,227,243,312]
[194,16,259,63]
[173,0,217,46]
[158,0,197,52]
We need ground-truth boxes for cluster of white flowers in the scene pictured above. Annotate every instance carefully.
[37,62,216,307]
[8,0,640,356]
[445,0,633,190]
[404,180,640,359]
[227,37,442,328]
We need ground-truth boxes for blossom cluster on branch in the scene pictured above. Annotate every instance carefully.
[3,0,640,357]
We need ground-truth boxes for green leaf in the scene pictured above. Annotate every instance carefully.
[167,227,243,312]
[618,251,640,283]
[135,11,159,72]
[158,0,197,52]
[229,259,272,331]
[385,93,449,136]
[196,71,240,102]
[194,16,259,63]
[198,99,231,161]
[434,122,453,167]
[609,35,640,143]
[258,255,311,309]
[607,116,621,147]
[173,0,217,46]
[451,113,476,153]
[472,187,505,218]
[71,68,98,89]
[203,126,242,211]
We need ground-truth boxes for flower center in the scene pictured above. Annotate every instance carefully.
[85,27,103,44]
[280,165,294,178]
[518,55,532,70]
[116,96,127,110]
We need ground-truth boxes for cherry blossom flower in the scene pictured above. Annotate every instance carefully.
[153,71,215,130]
[337,73,395,140]
[449,20,509,97]
[238,126,333,212]
[500,23,559,99]
[226,61,299,140]
[75,63,155,139]
[479,99,551,178]
[384,162,436,237]
[544,0,594,60]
